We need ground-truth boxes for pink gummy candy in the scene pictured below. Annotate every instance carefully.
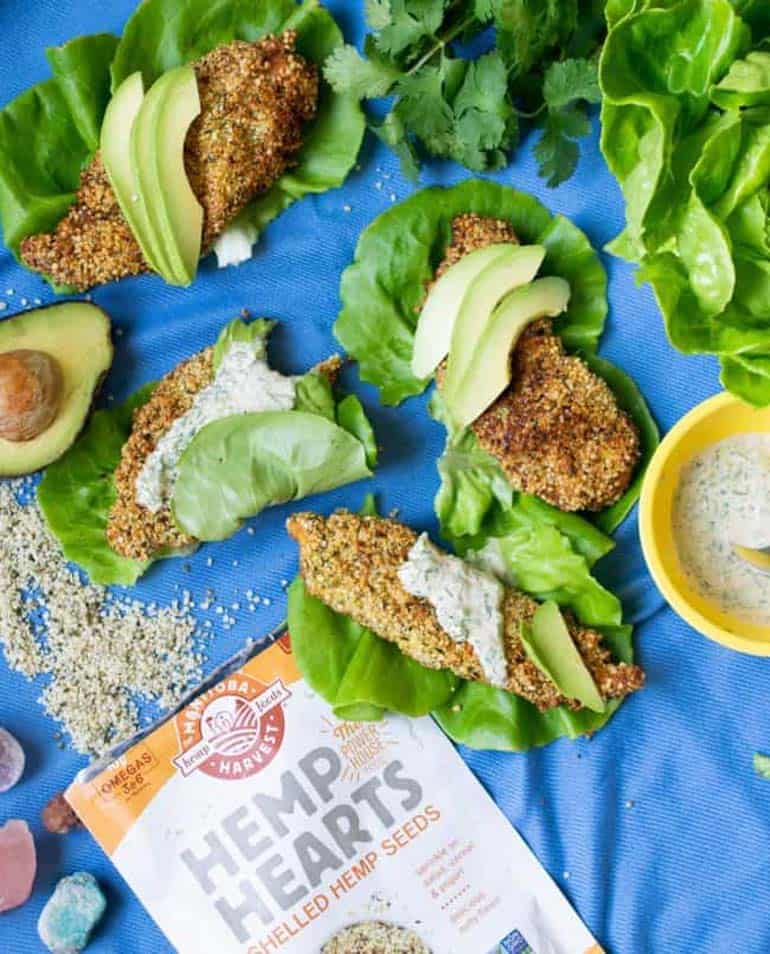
[0,819,36,913]
[0,728,25,793]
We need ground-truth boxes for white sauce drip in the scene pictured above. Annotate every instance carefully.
[135,341,296,512]
[398,533,508,688]
[673,432,770,624]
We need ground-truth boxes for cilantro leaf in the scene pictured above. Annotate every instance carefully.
[480,0,578,78]
[370,112,421,181]
[534,103,591,187]
[452,52,518,169]
[534,58,600,186]
[365,0,393,31]
[324,44,400,98]
[543,57,601,110]
[376,0,448,58]
[395,61,456,153]
[755,752,770,779]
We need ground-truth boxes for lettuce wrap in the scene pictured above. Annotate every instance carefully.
[287,498,636,752]
[600,0,770,404]
[38,319,376,586]
[334,180,658,554]
[0,0,364,278]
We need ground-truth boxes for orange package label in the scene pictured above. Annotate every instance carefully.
[68,634,602,954]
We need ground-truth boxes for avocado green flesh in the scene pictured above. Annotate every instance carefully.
[520,601,605,713]
[443,244,546,400]
[0,303,113,476]
[447,276,571,429]
[101,72,171,278]
[411,244,513,379]
[130,65,202,286]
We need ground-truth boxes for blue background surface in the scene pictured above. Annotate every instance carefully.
[1,2,769,952]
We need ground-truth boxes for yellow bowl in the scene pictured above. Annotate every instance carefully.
[640,390,770,655]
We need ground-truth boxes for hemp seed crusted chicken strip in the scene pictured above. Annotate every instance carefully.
[20,33,318,290]
[108,351,342,561]
[434,214,641,512]
[287,511,644,711]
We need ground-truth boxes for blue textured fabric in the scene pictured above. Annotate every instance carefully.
[1,3,770,953]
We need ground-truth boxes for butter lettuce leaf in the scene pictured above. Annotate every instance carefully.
[335,179,608,405]
[0,2,363,275]
[288,580,457,721]
[0,33,118,259]
[37,386,154,587]
[172,410,372,540]
[599,0,770,403]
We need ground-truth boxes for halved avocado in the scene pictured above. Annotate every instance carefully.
[130,65,203,286]
[101,72,171,278]
[0,303,112,476]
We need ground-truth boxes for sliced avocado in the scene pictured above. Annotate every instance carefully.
[131,65,203,286]
[411,244,513,379]
[100,72,171,278]
[443,245,545,400]
[520,601,605,713]
[0,303,113,476]
[448,276,570,429]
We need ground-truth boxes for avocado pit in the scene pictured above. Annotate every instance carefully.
[0,349,62,442]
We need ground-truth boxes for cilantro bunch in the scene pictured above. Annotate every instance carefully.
[325,0,605,185]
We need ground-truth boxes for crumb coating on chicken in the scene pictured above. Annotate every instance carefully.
[288,510,644,711]
[434,213,640,512]
[20,33,318,290]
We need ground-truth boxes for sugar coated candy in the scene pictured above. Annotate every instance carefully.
[0,819,36,912]
[0,726,25,792]
[38,872,106,953]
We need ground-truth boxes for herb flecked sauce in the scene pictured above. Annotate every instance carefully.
[673,432,770,624]
[398,533,508,687]
[136,341,297,512]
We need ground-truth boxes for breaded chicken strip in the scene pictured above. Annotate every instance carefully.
[108,351,342,561]
[434,214,640,512]
[21,33,318,290]
[287,511,644,712]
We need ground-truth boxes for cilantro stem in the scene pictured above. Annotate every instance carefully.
[406,13,478,77]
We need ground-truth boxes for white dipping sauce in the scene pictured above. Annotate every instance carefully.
[672,432,770,623]
[398,533,508,687]
[135,341,296,512]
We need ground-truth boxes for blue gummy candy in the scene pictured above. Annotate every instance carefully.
[38,872,106,954]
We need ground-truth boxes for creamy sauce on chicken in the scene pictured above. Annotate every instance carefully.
[398,533,507,687]
[135,341,296,512]
[673,432,770,623]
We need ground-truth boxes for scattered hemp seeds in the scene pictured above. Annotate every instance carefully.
[0,479,207,755]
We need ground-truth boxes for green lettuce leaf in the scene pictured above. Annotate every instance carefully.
[288,579,457,720]
[711,51,770,109]
[287,543,635,751]
[213,317,273,368]
[0,33,118,258]
[599,0,770,402]
[111,0,365,248]
[0,1,363,274]
[433,625,632,751]
[335,179,608,405]
[582,353,660,533]
[37,386,154,586]
[430,343,659,552]
[171,410,372,540]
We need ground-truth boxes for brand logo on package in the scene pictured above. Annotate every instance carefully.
[173,673,290,781]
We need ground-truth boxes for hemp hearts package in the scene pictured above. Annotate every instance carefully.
[67,632,602,954]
